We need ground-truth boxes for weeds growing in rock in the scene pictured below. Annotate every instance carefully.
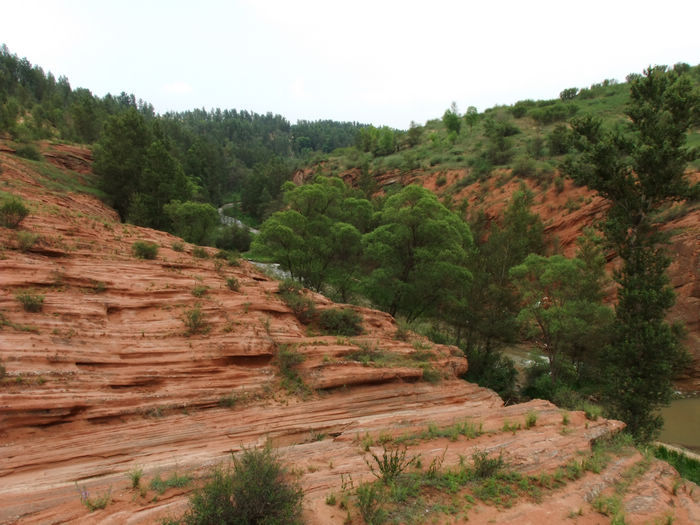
[76,483,111,511]
[16,291,44,312]
[150,471,192,495]
[183,304,207,335]
[191,284,208,298]
[16,231,39,251]
[278,279,316,324]
[226,277,240,291]
[192,246,208,258]
[365,444,419,484]
[127,467,143,489]
[525,411,538,428]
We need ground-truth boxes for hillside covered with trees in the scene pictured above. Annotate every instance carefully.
[2,43,699,443]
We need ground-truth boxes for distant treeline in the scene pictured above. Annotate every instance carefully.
[0,44,368,223]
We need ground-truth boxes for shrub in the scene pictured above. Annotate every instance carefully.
[0,198,29,228]
[183,304,207,335]
[182,445,303,525]
[76,484,111,512]
[463,347,518,403]
[0,359,5,380]
[215,223,252,252]
[365,444,418,484]
[319,308,363,336]
[511,157,537,178]
[278,280,316,324]
[525,411,538,428]
[16,231,39,251]
[191,284,208,298]
[192,246,208,259]
[127,467,143,489]
[131,241,158,259]
[16,291,44,312]
[171,241,185,252]
[356,482,386,525]
[226,277,240,291]
[471,450,504,479]
[15,144,42,161]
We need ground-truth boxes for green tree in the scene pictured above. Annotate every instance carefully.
[253,177,370,299]
[94,108,151,218]
[510,250,613,383]
[442,102,462,134]
[464,106,479,131]
[363,185,472,321]
[163,200,219,245]
[565,65,697,440]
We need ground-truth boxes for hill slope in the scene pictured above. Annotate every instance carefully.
[0,145,698,524]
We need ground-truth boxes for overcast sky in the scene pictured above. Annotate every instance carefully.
[1,0,698,129]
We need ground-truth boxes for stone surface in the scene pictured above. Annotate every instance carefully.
[0,145,697,524]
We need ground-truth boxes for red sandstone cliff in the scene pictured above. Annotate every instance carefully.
[0,146,697,524]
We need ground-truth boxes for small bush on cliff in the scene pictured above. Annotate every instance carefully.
[278,279,316,324]
[183,304,208,335]
[182,445,303,525]
[15,144,43,161]
[0,197,29,228]
[319,308,363,336]
[131,240,158,260]
[16,291,44,312]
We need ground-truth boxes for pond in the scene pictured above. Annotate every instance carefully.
[659,396,700,453]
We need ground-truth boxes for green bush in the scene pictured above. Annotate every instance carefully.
[16,291,44,312]
[511,157,537,178]
[15,144,42,161]
[131,241,158,259]
[16,231,39,251]
[172,241,185,252]
[463,347,518,403]
[182,446,303,525]
[183,304,207,335]
[278,280,316,324]
[0,198,29,228]
[319,308,363,336]
[226,277,240,291]
[192,246,208,259]
[191,284,208,298]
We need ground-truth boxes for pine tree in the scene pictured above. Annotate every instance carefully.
[565,65,698,441]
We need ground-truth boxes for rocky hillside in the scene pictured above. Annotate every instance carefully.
[1,145,698,524]
[297,164,700,393]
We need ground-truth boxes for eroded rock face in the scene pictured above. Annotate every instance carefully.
[0,146,697,524]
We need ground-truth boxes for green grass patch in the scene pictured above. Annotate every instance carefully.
[653,445,700,484]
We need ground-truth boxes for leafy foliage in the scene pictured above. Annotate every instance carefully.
[318,308,363,336]
[363,185,472,321]
[182,445,303,525]
[565,65,697,440]
[131,241,158,260]
[0,197,29,228]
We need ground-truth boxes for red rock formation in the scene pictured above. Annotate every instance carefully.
[0,146,697,523]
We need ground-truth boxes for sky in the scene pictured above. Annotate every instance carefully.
[1,0,698,129]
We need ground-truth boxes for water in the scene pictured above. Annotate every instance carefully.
[500,346,700,453]
[659,396,700,453]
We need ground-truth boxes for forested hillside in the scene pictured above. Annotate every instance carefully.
[2,43,699,442]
